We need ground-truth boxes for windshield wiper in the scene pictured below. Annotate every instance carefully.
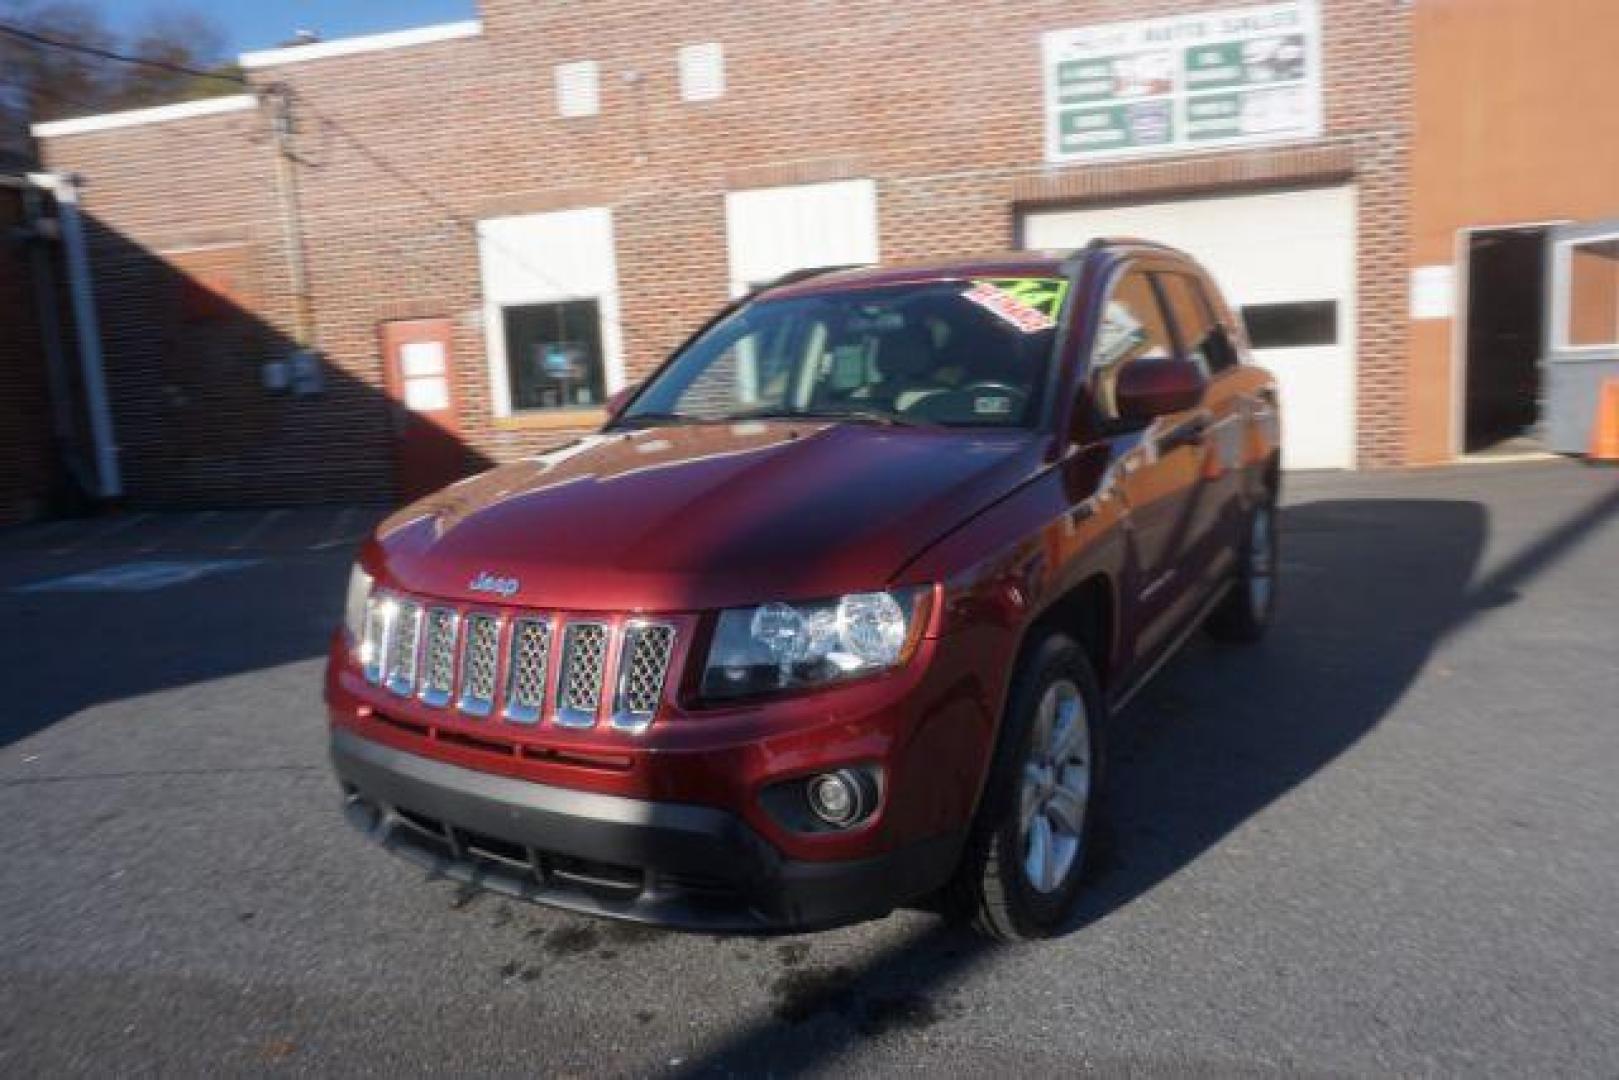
[609,411,710,429]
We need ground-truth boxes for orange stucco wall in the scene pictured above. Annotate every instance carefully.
[1411,0,1619,462]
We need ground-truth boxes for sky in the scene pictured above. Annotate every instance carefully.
[107,0,478,55]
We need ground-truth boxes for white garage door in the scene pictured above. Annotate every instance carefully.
[1023,186,1357,469]
[725,179,879,298]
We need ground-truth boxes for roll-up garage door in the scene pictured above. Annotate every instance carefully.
[1023,185,1357,469]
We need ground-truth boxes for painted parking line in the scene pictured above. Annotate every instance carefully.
[312,507,382,551]
[135,510,217,554]
[48,512,153,556]
[258,508,349,551]
[13,558,259,593]
[311,507,358,550]
[227,509,288,552]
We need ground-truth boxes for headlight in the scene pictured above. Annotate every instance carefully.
[701,587,929,701]
[343,564,374,655]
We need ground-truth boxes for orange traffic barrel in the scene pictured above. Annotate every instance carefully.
[1591,378,1619,465]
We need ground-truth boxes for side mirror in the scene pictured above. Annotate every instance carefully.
[604,382,640,420]
[1114,358,1206,422]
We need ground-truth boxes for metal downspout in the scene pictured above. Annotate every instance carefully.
[19,182,91,495]
[28,171,121,500]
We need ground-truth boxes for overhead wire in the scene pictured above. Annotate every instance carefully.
[0,22,247,85]
[6,21,661,371]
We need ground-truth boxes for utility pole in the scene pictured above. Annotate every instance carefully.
[266,83,315,349]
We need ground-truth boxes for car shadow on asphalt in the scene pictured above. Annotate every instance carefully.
[0,554,349,748]
[0,204,504,748]
[671,482,1619,1075]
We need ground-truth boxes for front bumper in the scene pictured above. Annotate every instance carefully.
[332,727,963,932]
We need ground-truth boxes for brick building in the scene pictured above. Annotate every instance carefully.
[2,171,107,523]
[0,174,58,524]
[32,0,1416,506]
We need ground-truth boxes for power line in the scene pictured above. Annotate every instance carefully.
[0,22,246,86]
[294,91,655,352]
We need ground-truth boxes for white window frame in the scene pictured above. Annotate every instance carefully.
[678,42,725,102]
[477,208,625,417]
[555,60,600,119]
[1550,231,1619,352]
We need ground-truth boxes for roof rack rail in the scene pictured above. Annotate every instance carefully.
[1059,237,1108,274]
[751,264,861,295]
[1062,235,1187,273]
[1106,236,1182,253]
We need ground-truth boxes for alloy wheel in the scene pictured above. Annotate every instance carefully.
[1019,678,1090,894]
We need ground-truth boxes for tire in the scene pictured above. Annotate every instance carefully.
[1205,493,1278,644]
[945,632,1105,942]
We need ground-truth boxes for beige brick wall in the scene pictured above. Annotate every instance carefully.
[38,0,1414,504]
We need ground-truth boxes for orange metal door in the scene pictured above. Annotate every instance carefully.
[379,318,466,502]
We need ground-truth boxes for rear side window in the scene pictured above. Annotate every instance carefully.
[1090,271,1176,420]
[1159,272,1240,374]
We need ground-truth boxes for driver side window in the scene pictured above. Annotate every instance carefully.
[1091,270,1176,420]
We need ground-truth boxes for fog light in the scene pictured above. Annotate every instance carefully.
[806,770,867,827]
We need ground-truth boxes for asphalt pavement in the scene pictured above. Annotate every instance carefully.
[1,463,1617,1076]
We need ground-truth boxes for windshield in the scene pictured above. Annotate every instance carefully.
[619,277,1069,428]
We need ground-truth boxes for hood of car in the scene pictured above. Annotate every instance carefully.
[363,421,1046,612]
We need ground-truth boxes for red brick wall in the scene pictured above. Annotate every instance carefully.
[37,0,1414,505]
[36,103,406,506]
[0,185,60,524]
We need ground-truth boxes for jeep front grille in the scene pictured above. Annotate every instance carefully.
[503,618,551,723]
[418,608,458,707]
[556,622,608,728]
[614,622,676,731]
[457,614,501,716]
[384,600,423,696]
[359,594,678,732]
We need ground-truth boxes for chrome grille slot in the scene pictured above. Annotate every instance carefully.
[613,622,675,731]
[361,594,391,684]
[457,613,501,717]
[556,622,608,728]
[384,600,424,696]
[417,608,459,707]
[503,618,552,724]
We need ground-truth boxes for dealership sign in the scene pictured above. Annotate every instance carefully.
[1043,0,1323,163]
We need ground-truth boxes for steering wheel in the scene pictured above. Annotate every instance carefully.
[903,380,1029,423]
[961,380,1026,401]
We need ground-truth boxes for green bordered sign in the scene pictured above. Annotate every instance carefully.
[1042,0,1322,163]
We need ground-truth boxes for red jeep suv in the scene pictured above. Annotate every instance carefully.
[327,240,1281,940]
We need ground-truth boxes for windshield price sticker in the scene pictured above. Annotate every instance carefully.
[962,278,1069,334]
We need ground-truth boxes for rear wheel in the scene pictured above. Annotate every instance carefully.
[1206,494,1278,642]
[946,633,1104,941]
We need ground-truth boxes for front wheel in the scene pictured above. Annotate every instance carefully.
[945,633,1104,941]
[1206,495,1278,643]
